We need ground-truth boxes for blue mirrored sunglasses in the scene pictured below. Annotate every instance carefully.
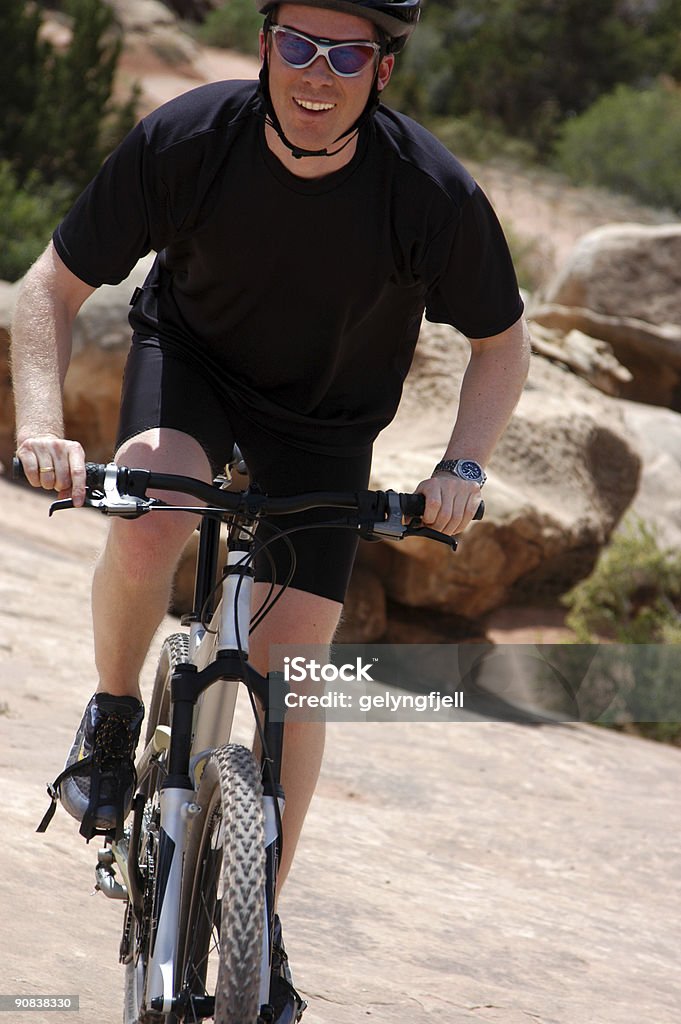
[271,24,381,78]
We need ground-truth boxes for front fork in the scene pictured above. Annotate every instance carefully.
[146,786,201,1013]
[260,793,286,1010]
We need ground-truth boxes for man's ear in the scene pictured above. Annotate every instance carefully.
[259,28,267,62]
[377,53,395,93]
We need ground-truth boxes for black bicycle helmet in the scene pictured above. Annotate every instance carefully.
[255,0,421,53]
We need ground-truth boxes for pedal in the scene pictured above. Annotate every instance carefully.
[94,844,128,900]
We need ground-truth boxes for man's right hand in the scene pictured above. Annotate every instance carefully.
[15,435,87,507]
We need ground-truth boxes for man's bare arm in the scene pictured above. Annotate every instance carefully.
[417,315,531,533]
[11,242,96,505]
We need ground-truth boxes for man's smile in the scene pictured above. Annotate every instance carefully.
[294,97,337,111]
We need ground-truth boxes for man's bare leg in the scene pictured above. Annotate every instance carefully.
[91,428,212,699]
[92,434,339,891]
[249,585,341,891]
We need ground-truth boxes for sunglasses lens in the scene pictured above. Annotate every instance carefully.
[329,44,376,75]
[273,28,376,76]
[275,29,318,67]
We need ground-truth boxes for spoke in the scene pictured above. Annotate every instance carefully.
[183,807,224,1007]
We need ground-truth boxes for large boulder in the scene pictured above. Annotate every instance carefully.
[358,321,642,624]
[541,223,681,325]
[533,223,681,409]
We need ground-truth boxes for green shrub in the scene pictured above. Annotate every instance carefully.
[562,518,681,746]
[1,0,136,192]
[564,517,681,643]
[554,82,681,212]
[390,0,664,153]
[197,0,262,55]
[429,114,537,165]
[0,0,138,280]
[0,162,71,281]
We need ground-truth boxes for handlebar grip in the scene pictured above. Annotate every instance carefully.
[401,493,426,517]
[11,456,107,490]
[401,493,485,521]
[84,463,107,489]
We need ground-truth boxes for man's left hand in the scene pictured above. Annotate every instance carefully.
[415,474,483,535]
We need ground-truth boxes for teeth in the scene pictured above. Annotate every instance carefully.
[295,98,335,111]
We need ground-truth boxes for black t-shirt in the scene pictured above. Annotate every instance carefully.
[53,81,523,454]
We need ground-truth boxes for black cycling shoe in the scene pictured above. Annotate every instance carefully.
[269,915,307,1024]
[37,693,144,842]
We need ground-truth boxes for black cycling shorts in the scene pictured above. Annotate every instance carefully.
[116,336,372,604]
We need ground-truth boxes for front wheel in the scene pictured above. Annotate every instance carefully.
[177,743,266,1023]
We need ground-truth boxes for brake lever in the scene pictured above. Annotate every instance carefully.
[48,498,77,516]
[48,495,152,517]
[404,518,458,550]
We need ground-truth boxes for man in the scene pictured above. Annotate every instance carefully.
[11,0,530,1018]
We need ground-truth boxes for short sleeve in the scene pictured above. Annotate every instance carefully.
[424,184,524,339]
[52,121,161,288]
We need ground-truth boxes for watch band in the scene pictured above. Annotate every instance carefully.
[432,459,487,487]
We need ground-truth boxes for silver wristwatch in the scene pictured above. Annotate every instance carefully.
[432,458,487,487]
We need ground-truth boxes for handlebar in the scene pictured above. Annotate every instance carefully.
[11,457,484,547]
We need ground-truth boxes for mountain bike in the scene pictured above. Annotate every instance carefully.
[16,455,482,1023]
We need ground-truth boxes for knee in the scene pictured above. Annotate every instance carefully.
[103,513,196,585]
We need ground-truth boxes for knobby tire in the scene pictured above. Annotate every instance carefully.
[177,744,266,1023]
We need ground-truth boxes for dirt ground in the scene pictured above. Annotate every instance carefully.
[0,479,680,1024]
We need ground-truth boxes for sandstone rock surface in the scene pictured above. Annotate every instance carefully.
[619,399,681,551]
[528,324,632,397]
[534,223,681,409]
[361,322,641,625]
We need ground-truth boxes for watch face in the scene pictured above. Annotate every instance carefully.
[457,460,483,482]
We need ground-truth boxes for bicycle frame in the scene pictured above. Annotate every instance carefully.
[118,510,287,1018]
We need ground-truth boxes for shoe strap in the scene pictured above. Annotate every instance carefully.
[36,756,95,834]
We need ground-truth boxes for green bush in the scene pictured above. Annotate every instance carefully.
[0,0,137,280]
[564,517,681,644]
[429,113,537,165]
[562,518,681,746]
[389,0,669,153]
[0,162,72,281]
[554,82,681,212]
[197,0,262,55]
[1,0,136,192]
